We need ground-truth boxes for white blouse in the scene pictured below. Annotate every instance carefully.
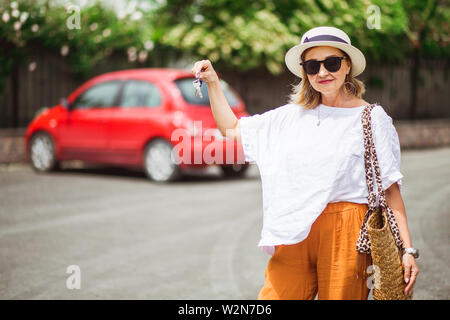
[239,103,403,256]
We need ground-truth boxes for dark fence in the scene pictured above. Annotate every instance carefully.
[1,45,81,128]
[1,44,449,129]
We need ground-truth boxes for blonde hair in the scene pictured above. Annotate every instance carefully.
[288,48,366,109]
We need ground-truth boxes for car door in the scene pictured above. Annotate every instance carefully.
[58,80,122,160]
[106,79,164,165]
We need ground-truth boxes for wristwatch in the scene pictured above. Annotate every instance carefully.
[402,247,419,259]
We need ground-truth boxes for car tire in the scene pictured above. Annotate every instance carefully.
[29,132,60,172]
[143,139,182,183]
[220,163,249,178]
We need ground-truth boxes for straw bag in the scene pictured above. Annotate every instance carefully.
[356,103,412,300]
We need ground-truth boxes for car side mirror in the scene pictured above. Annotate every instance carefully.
[60,97,69,109]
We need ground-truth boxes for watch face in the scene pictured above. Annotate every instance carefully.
[407,248,419,257]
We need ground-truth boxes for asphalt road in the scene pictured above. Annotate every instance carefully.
[0,147,449,300]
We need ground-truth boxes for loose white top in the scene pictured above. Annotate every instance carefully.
[239,103,403,255]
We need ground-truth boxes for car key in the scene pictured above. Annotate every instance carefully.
[193,71,204,98]
[193,78,203,99]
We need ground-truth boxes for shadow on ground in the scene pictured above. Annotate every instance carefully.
[38,161,260,184]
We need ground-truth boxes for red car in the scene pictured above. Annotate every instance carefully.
[25,68,250,182]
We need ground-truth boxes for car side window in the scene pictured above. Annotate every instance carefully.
[174,78,239,107]
[120,80,162,108]
[71,81,122,110]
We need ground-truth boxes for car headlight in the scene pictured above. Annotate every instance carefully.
[33,107,48,119]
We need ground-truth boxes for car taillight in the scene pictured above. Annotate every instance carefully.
[184,121,202,137]
[172,112,202,138]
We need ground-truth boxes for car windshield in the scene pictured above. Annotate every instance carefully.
[175,78,240,107]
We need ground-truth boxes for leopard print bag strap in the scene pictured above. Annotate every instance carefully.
[364,104,404,250]
[362,104,378,209]
[356,104,378,254]
[356,103,404,254]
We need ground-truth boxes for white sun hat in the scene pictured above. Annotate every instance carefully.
[285,26,366,78]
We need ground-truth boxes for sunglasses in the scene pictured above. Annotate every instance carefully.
[300,56,346,75]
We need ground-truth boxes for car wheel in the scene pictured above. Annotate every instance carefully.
[143,139,182,183]
[220,163,249,178]
[29,132,60,172]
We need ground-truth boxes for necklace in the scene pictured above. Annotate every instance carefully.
[316,105,337,126]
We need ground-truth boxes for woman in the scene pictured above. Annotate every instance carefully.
[192,26,419,300]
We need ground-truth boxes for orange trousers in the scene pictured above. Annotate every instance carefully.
[258,201,372,300]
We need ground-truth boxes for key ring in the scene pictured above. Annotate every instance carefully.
[193,72,203,98]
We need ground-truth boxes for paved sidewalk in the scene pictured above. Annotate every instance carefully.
[0,128,26,163]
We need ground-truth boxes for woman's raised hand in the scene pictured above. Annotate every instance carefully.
[191,60,219,84]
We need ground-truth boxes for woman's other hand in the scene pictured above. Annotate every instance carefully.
[402,253,419,296]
